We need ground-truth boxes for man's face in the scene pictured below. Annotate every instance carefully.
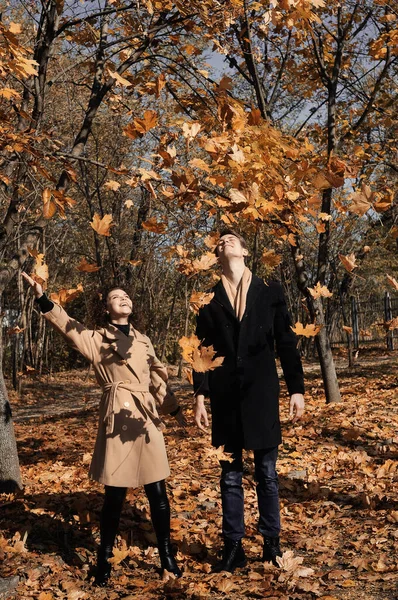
[216,234,248,260]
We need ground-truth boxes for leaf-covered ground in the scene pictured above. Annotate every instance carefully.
[1,352,397,600]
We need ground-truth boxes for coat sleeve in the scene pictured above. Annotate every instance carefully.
[41,303,95,363]
[272,283,305,396]
[146,338,179,415]
[192,307,210,397]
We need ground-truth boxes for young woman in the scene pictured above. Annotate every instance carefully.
[22,273,185,586]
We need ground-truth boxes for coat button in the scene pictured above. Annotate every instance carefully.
[122,425,127,431]
[124,402,130,407]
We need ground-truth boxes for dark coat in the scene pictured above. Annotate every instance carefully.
[193,276,304,450]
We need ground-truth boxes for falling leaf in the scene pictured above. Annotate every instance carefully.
[205,445,234,463]
[228,143,245,165]
[109,70,132,87]
[261,249,282,268]
[128,260,142,267]
[189,291,214,314]
[308,282,333,299]
[349,184,375,215]
[141,217,167,234]
[50,284,83,307]
[104,180,121,191]
[90,213,113,236]
[123,110,158,139]
[108,547,129,566]
[339,253,358,272]
[7,326,25,335]
[76,257,101,272]
[192,253,218,272]
[386,275,398,290]
[179,334,224,372]
[42,188,56,219]
[342,325,353,334]
[291,322,322,337]
[182,122,201,139]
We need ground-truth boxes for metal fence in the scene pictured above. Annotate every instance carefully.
[327,292,397,350]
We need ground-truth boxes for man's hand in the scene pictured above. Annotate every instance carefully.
[21,272,43,298]
[289,393,305,422]
[194,394,209,431]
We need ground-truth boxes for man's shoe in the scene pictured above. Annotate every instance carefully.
[262,535,282,566]
[94,547,112,587]
[158,538,182,578]
[212,538,247,573]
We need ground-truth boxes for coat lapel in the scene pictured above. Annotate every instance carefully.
[243,275,263,318]
[101,324,149,381]
[213,280,237,320]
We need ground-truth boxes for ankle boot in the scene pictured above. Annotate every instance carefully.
[212,538,246,573]
[262,535,282,566]
[158,537,182,578]
[94,546,113,587]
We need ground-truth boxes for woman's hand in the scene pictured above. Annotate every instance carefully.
[21,272,43,298]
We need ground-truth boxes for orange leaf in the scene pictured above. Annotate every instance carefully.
[261,249,281,268]
[104,180,121,191]
[189,291,214,314]
[386,275,398,291]
[141,217,167,234]
[342,325,353,334]
[308,282,333,299]
[291,322,322,337]
[178,334,224,372]
[339,253,358,272]
[76,257,101,272]
[90,213,113,236]
[50,284,83,307]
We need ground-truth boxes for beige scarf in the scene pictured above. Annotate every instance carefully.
[221,266,252,321]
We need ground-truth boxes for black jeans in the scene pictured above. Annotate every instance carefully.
[220,446,280,541]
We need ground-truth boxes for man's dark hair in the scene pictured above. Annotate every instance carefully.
[214,229,248,257]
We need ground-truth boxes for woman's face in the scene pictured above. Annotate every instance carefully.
[106,289,133,321]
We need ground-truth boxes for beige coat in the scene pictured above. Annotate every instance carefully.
[43,303,179,488]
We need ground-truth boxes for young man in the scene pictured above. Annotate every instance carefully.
[193,230,305,572]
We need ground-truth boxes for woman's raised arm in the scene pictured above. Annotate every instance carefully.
[22,272,95,363]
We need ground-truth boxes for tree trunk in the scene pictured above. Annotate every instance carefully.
[292,244,341,403]
[0,311,22,493]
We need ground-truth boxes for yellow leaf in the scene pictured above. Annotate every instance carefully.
[260,248,281,268]
[90,213,113,236]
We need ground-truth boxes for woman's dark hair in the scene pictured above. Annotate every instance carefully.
[214,229,248,257]
[87,286,133,328]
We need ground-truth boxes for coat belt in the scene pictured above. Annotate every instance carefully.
[101,381,163,435]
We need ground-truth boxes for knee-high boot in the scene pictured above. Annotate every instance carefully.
[144,480,182,577]
[94,485,127,587]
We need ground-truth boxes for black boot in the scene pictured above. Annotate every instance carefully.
[94,546,113,587]
[158,537,182,578]
[262,535,282,566]
[144,480,182,578]
[93,485,127,587]
[212,538,246,573]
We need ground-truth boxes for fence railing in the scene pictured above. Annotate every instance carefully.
[327,292,397,350]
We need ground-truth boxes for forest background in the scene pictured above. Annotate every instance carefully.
[0,0,397,598]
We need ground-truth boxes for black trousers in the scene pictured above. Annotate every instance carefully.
[220,446,280,541]
[99,479,170,553]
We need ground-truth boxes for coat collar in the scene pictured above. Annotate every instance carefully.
[98,323,149,380]
[213,274,263,320]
